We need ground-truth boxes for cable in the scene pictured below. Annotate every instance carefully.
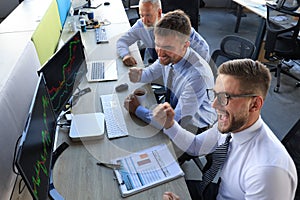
[12,135,22,175]
[18,178,26,194]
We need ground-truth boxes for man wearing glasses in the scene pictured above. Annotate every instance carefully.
[154,59,297,199]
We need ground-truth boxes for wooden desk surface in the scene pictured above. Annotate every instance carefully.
[51,1,192,199]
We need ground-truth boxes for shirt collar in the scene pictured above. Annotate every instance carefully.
[231,116,263,145]
[171,48,190,71]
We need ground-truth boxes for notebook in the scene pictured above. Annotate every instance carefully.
[86,59,118,82]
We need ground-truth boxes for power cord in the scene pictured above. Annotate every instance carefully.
[12,135,22,175]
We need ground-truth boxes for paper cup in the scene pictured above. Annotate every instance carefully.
[134,88,147,106]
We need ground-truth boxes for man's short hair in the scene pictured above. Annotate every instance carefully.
[154,9,191,41]
[218,58,271,100]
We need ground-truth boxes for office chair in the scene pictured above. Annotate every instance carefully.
[161,0,200,31]
[209,35,256,79]
[264,3,300,92]
[122,0,139,26]
[281,118,300,200]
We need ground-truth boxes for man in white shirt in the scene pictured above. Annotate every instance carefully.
[154,59,298,200]
[116,0,210,66]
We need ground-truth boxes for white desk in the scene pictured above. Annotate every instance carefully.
[233,0,271,60]
[0,0,52,33]
[71,0,129,24]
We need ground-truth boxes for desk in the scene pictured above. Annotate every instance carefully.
[233,0,270,60]
[31,0,191,199]
[0,0,52,33]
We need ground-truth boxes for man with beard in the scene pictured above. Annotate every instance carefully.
[124,10,216,137]
[153,59,297,200]
[116,0,210,66]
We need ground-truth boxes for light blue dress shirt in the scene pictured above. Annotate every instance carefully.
[116,19,210,62]
[135,48,216,129]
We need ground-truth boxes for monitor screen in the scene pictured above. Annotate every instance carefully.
[15,74,57,200]
[38,31,87,118]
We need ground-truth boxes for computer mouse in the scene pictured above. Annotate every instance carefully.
[115,83,128,92]
[104,2,110,5]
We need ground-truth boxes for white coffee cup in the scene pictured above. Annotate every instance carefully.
[134,88,147,106]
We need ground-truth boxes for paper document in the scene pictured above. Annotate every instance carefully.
[111,144,184,197]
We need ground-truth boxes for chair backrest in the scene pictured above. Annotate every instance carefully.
[264,3,300,60]
[209,35,256,79]
[281,119,300,199]
[31,0,62,65]
[161,0,199,31]
[122,0,139,26]
[56,0,71,27]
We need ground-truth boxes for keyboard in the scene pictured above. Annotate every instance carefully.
[95,26,109,44]
[91,61,104,80]
[100,94,129,139]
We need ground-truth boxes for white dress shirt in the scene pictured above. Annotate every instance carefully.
[164,117,297,200]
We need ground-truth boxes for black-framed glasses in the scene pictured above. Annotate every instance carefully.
[206,89,257,106]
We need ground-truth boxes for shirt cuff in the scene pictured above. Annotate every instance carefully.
[135,105,151,124]
[164,121,181,139]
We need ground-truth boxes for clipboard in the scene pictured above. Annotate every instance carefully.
[111,144,184,197]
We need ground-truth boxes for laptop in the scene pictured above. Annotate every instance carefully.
[86,59,118,82]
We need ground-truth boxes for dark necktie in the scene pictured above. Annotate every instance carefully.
[165,65,174,103]
[198,133,232,193]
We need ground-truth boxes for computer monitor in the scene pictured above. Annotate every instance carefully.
[15,74,57,200]
[38,31,87,118]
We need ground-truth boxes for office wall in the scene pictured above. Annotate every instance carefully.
[0,0,19,19]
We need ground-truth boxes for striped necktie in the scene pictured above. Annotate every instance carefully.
[198,133,232,193]
[165,65,174,103]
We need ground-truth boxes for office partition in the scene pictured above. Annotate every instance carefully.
[31,0,62,65]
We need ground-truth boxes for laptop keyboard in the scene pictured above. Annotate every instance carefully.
[91,62,104,80]
[100,94,129,139]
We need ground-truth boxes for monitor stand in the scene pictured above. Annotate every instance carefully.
[49,142,69,200]
[83,0,102,9]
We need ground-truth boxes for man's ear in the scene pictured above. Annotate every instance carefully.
[158,8,162,19]
[249,96,263,112]
[184,40,190,48]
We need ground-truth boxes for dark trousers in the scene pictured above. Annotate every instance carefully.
[186,179,220,200]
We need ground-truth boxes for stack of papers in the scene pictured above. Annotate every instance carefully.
[111,144,184,197]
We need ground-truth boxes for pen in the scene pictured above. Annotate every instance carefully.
[96,162,121,170]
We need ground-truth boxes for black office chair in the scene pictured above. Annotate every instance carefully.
[264,3,300,92]
[209,35,256,80]
[281,118,300,200]
[122,0,139,26]
[161,0,200,31]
